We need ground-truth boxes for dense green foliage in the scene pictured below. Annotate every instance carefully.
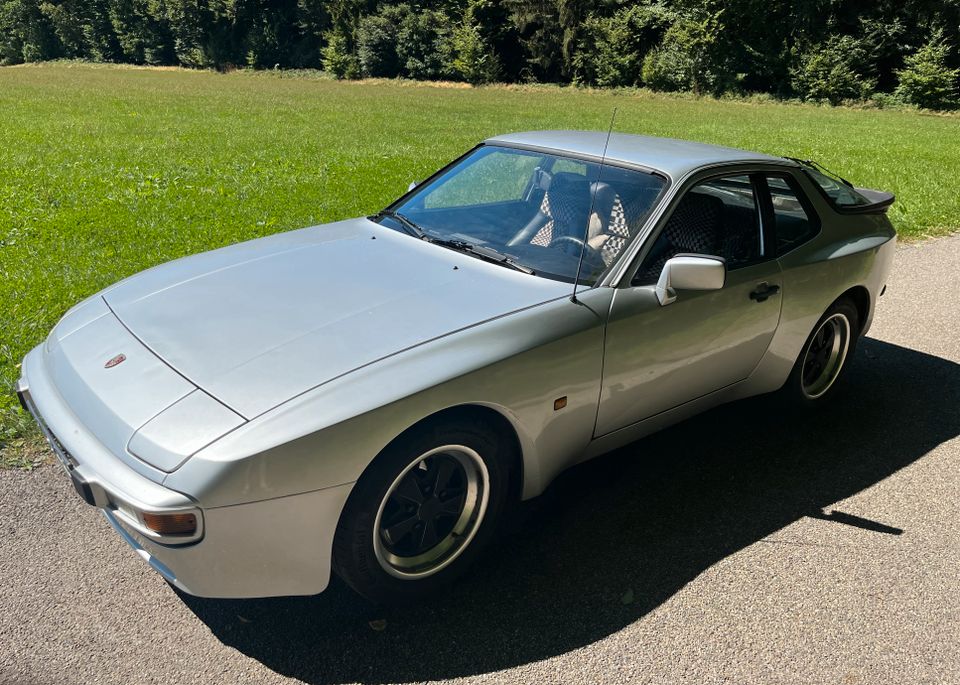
[895,30,960,109]
[1,64,959,451]
[1,0,958,107]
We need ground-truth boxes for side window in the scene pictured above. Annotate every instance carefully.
[633,175,762,285]
[766,175,819,254]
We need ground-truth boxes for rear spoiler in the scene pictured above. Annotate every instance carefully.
[847,187,896,214]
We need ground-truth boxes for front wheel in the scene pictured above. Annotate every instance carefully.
[332,418,511,604]
[782,298,860,406]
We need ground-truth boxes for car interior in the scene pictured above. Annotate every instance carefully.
[397,151,666,283]
[634,176,765,285]
[499,163,665,280]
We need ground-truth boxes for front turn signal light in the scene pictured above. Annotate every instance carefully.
[142,512,198,536]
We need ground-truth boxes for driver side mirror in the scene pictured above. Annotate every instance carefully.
[407,180,419,192]
[655,254,726,306]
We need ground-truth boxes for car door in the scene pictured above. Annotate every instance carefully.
[595,173,783,436]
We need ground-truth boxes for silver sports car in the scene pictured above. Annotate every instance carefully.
[17,131,896,603]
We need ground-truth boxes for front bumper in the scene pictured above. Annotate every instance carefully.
[17,345,353,598]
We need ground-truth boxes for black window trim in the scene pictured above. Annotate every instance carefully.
[760,171,822,258]
[629,170,774,286]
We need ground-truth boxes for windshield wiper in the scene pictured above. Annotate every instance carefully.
[430,238,536,275]
[375,210,534,275]
[376,209,429,239]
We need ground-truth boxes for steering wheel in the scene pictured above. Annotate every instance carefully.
[548,235,607,279]
[549,235,602,261]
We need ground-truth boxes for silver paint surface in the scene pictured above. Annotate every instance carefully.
[486,130,788,179]
[103,218,569,419]
[127,390,245,472]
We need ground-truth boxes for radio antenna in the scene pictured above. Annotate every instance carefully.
[571,108,617,304]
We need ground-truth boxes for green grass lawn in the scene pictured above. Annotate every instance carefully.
[1,62,958,453]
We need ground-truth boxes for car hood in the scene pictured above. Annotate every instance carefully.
[103,218,569,418]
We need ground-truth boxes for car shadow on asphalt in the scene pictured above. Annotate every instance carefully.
[178,338,960,684]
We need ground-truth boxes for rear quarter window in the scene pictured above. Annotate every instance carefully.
[766,175,821,255]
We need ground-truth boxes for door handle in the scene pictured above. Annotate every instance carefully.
[749,282,780,302]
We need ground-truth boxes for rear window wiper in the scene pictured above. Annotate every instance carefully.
[430,238,536,275]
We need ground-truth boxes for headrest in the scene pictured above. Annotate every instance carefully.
[663,192,723,254]
[546,173,592,235]
[589,182,617,230]
[549,172,591,199]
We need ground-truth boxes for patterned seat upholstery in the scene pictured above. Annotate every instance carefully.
[594,190,630,265]
[589,184,663,265]
[720,204,760,266]
[635,192,724,284]
[530,173,592,246]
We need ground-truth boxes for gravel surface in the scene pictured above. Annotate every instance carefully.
[2,235,958,685]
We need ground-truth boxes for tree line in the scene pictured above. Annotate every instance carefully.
[2,0,959,109]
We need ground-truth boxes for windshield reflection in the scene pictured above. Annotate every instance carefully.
[381,145,667,284]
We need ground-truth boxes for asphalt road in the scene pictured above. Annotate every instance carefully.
[2,235,958,685]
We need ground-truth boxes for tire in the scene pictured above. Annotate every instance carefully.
[332,416,512,604]
[782,297,860,407]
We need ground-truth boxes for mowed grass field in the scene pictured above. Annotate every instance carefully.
[1,62,958,456]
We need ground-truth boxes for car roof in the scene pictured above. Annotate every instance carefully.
[484,130,794,179]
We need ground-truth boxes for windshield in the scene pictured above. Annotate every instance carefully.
[379,145,667,284]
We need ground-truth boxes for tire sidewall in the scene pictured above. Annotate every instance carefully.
[333,418,511,604]
[785,298,860,407]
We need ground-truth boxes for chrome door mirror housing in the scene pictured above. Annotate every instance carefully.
[655,254,726,306]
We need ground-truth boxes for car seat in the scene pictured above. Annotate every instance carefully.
[635,192,724,284]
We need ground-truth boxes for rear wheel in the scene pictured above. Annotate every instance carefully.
[782,298,860,406]
[333,417,511,604]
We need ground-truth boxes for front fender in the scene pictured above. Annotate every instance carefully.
[165,288,613,508]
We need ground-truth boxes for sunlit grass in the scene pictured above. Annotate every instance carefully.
[1,62,958,448]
